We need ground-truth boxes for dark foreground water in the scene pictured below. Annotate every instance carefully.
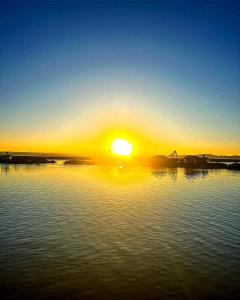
[0,163,240,300]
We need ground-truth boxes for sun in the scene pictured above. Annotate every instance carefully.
[111,138,133,156]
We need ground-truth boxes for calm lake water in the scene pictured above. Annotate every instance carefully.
[0,163,240,300]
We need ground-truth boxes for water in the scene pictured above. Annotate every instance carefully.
[0,163,240,300]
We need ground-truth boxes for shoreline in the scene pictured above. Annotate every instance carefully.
[1,154,240,170]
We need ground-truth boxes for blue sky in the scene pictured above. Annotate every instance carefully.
[0,1,239,154]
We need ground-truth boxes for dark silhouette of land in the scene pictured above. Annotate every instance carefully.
[0,153,55,164]
[1,152,240,170]
[148,155,240,170]
[64,157,96,165]
[63,154,240,170]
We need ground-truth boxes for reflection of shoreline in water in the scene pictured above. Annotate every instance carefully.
[184,168,208,180]
[151,168,178,182]
[1,163,228,183]
[0,163,45,174]
[152,167,209,181]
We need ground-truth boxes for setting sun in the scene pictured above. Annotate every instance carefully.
[111,139,133,156]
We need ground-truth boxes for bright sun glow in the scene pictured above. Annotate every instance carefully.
[111,139,133,156]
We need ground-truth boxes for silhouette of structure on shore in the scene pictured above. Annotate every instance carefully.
[169,150,178,159]
[148,154,240,170]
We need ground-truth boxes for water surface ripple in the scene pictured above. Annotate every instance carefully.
[0,164,240,299]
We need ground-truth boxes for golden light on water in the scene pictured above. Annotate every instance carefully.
[111,138,133,156]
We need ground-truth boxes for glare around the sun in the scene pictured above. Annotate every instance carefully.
[111,138,133,156]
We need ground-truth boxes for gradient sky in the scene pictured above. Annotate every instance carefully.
[0,1,239,155]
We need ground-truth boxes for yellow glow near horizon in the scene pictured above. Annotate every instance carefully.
[111,139,133,156]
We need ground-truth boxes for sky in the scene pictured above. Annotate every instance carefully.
[0,1,239,155]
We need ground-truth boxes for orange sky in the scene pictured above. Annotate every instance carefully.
[1,107,239,156]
